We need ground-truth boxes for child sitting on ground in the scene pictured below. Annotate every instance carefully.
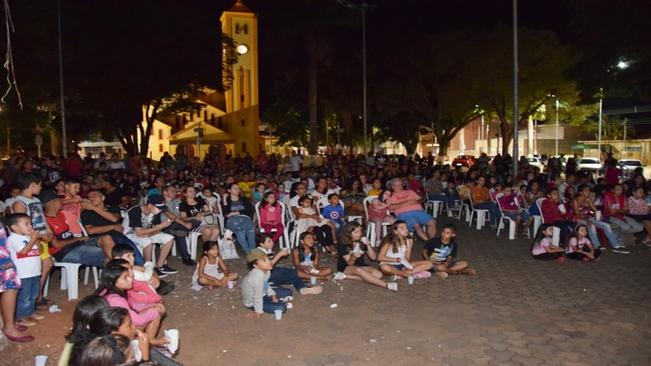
[6,213,48,328]
[112,245,174,296]
[256,233,322,295]
[378,221,433,280]
[422,223,476,278]
[321,193,345,231]
[565,224,598,262]
[291,232,333,281]
[192,241,238,289]
[242,248,291,318]
[531,224,566,262]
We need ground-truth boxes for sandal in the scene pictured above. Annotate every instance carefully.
[2,329,34,342]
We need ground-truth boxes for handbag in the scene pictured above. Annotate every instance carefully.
[218,230,239,260]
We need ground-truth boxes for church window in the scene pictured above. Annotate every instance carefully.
[241,119,245,127]
[158,129,163,139]
[159,144,163,152]
[242,142,247,152]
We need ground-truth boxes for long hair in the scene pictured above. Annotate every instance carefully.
[66,295,110,366]
[260,191,277,209]
[532,224,553,250]
[95,264,130,298]
[338,221,363,247]
[88,307,129,337]
[381,220,409,253]
[78,335,128,366]
[570,224,589,245]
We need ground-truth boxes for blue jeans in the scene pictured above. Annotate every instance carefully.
[110,233,144,265]
[585,219,621,249]
[16,275,39,320]
[474,202,500,226]
[58,237,106,267]
[263,287,292,314]
[226,216,256,253]
[269,267,305,291]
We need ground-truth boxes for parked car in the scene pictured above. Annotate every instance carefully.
[526,157,544,171]
[452,155,476,168]
[618,159,644,177]
[577,157,602,173]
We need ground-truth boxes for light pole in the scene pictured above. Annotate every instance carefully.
[597,88,603,160]
[512,0,519,177]
[336,0,373,155]
[555,98,559,156]
[57,0,67,157]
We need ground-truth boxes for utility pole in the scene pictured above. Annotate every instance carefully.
[555,98,559,156]
[597,89,603,160]
[512,0,519,177]
[57,0,67,157]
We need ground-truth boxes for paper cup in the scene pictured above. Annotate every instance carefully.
[595,211,602,221]
[164,329,179,354]
[35,355,48,366]
[408,276,414,285]
[274,309,283,320]
[227,280,235,289]
[310,276,317,286]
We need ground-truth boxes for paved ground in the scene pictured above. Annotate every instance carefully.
[3,217,651,366]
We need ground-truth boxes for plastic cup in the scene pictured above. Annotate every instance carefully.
[274,309,283,320]
[227,280,234,289]
[310,276,317,286]
[408,276,414,285]
[35,355,48,366]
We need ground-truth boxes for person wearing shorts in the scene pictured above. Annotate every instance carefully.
[387,178,436,241]
[124,195,177,277]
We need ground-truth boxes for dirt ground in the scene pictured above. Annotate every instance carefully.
[3,218,651,366]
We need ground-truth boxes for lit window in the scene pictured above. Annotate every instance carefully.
[159,144,163,152]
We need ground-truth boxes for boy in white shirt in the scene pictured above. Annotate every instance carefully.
[6,213,49,327]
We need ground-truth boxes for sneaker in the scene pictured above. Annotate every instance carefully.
[156,280,175,295]
[598,247,608,252]
[333,272,346,281]
[387,282,398,291]
[154,268,169,278]
[644,241,651,249]
[182,258,196,266]
[157,265,178,275]
[611,247,630,254]
[436,272,449,279]
[413,271,432,279]
[280,296,294,302]
[300,286,322,295]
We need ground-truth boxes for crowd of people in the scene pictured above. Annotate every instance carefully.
[0,149,649,365]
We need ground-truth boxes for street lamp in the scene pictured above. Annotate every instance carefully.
[336,0,374,155]
[555,98,559,156]
[512,0,519,177]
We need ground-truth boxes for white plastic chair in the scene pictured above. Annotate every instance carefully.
[456,186,471,222]
[44,260,99,301]
[467,191,490,230]
[362,196,391,247]
[425,194,446,219]
[534,197,546,236]
[255,201,291,250]
[495,193,516,240]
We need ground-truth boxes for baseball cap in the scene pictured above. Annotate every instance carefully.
[147,194,168,211]
[246,248,267,263]
[39,190,60,205]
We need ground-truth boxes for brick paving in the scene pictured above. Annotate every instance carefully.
[4,217,651,365]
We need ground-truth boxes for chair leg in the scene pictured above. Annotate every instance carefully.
[508,220,516,240]
[92,267,99,289]
[83,266,90,285]
[60,267,68,290]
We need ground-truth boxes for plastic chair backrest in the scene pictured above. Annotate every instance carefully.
[536,198,547,223]
[363,195,377,222]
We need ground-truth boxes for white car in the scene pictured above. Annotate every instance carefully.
[526,157,544,171]
[577,157,602,173]
[618,159,643,177]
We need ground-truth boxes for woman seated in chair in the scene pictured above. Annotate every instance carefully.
[179,186,220,242]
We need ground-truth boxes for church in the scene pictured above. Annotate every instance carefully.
[89,0,271,162]
[139,0,264,161]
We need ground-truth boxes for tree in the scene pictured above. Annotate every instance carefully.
[475,26,579,155]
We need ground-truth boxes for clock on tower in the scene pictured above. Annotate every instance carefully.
[220,0,259,114]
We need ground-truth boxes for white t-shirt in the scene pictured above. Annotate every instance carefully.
[7,233,41,278]
[109,161,126,170]
[290,156,303,172]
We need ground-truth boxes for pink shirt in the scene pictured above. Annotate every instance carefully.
[628,197,648,216]
[127,280,162,312]
[260,204,282,225]
[388,190,423,215]
[531,237,552,256]
[567,237,590,253]
[498,193,519,211]
[104,293,159,327]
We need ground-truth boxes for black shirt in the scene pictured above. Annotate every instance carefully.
[179,197,206,217]
[424,238,457,263]
[127,206,162,234]
[80,205,122,237]
[337,243,367,272]
[105,188,130,207]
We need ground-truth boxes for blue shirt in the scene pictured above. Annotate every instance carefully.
[322,204,345,225]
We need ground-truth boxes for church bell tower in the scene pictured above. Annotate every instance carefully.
[220,0,259,114]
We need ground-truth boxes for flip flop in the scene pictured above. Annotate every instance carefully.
[2,329,34,342]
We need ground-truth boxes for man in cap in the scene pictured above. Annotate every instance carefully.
[124,194,177,277]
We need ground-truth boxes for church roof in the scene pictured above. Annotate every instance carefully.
[169,122,235,144]
[227,0,253,13]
